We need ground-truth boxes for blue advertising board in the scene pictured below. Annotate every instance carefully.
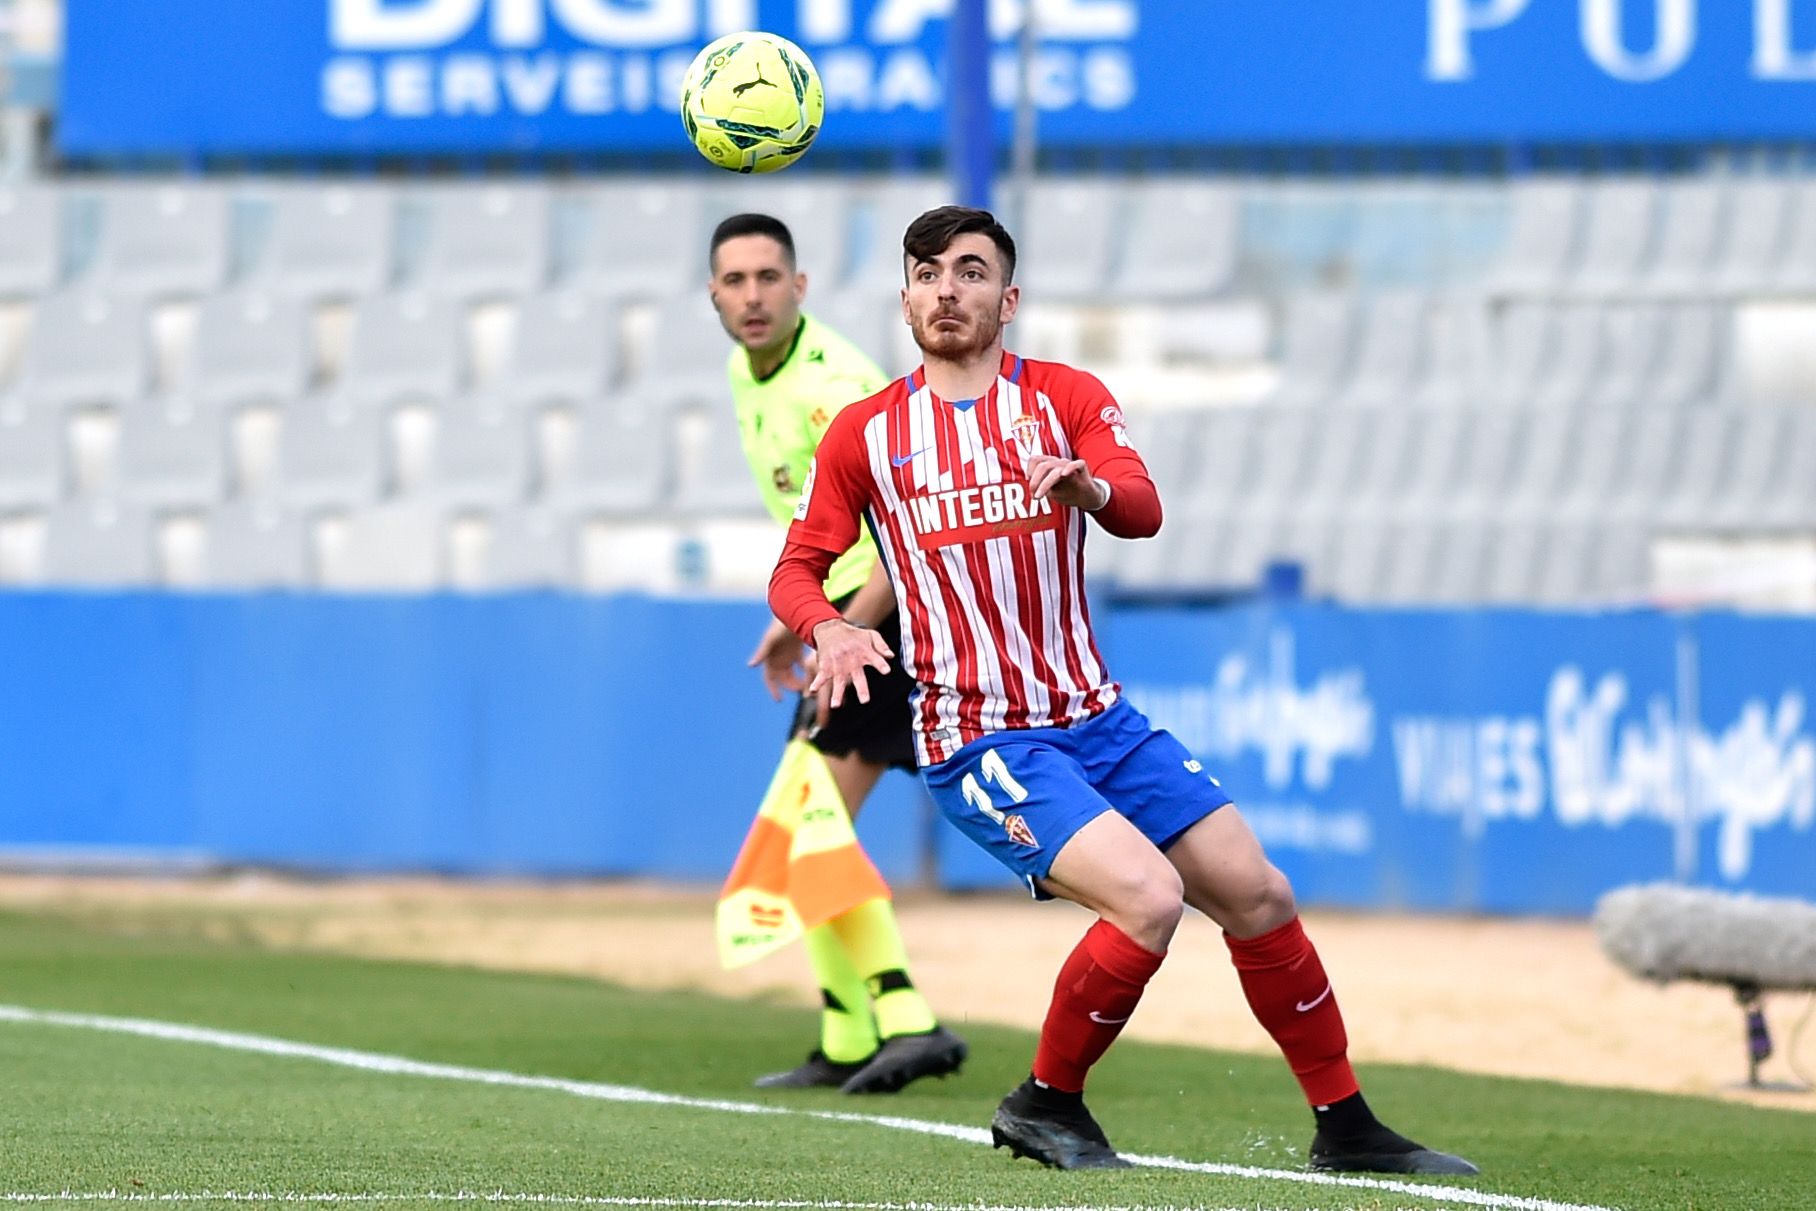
[1,592,1813,915]
[59,1,1816,157]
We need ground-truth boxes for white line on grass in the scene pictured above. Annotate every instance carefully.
[0,1194,1412,1209]
[0,1005,1619,1211]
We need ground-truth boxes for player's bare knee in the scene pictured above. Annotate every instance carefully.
[1216,864,1297,939]
[1107,871,1185,951]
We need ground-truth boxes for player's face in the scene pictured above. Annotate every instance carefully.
[709,235,806,353]
[902,233,1018,361]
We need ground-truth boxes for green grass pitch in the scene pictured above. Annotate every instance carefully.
[0,909,1810,1211]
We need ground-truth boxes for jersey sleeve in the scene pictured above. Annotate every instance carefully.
[1057,369,1163,538]
[787,403,873,555]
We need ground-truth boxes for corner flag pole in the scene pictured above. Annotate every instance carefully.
[947,0,993,210]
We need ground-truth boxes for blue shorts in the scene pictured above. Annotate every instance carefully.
[921,698,1232,898]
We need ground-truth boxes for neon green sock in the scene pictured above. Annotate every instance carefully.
[828,897,938,1039]
[803,923,879,1062]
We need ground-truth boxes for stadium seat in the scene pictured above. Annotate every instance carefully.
[431,393,532,508]
[1711,180,1791,296]
[1773,180,1816,295]
[1530,516,1599,604]
[191,290,311,408]
[18,292,147,409]
[631,292,732,398]
[572,181,706,301]
[1449,407,1531,517]
[1585,304,1664,409]
[1504,408,1585,512]
[116,395,226,508]
[850,177,948,290]
[1425,516,1493,605]
[1643,179,1725,297]
[1486,301,1557,407]
[1648,303,1728,406]
[415,184,553,300]
[814,286,909,374]
[1709,405,1795,529]
[39,498,156,587]
[248,182,397,299]
[1589,518,1654,603]
[1331,291,1427,408]
[0,185,61,298]
[200,499,309,590]
[1657,406,1737,528]
[1327,513,1394,602]
[317,500,446,591]
[674,409,764,517]
[1556,406,1633,516]
[1485,177,1583,295]
[1756,407,1816,528]
[562,397,672,515]
[0,395,64,507]
[1470,514,1540,603]
[1411,296,1494,407]
[1110,179,1240,300]
[706,177,854,286]
[1017,179,1118,301]
[503,291,616,408]
[1377,514,1446,603]
[1568,179,1658,296]
[1265,292,1356,408]
[475,506,576,590]
[1607,402,1681,520]
[341,292,463,406]
[87,182,229,298]
[275,393,385,508]
[1527,303,1607,408]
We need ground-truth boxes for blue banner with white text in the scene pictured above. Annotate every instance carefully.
[1,593,1813,914]
[59,1,1816,157]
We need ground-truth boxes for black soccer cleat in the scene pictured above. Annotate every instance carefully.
[1309,1128,1480,1176]
[753,1049,875,1089]
[838,1025,968,1094]
[990,1078,1133,1170]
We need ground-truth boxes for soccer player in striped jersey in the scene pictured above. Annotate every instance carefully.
[710,213,966,1094]
[769,206,1477,1175]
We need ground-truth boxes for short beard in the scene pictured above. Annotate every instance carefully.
[913,311,1002,361]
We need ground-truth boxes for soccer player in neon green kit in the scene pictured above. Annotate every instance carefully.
[709,212,967,1093]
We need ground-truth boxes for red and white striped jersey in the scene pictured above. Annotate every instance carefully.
[772,351,1160,766]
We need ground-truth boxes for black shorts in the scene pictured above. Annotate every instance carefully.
[788,607,917,773]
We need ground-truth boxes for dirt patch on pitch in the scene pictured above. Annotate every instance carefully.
[0,872,1809,1110]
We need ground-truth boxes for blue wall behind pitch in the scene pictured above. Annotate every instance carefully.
[0,592,927,883]
[3,592,1813,914]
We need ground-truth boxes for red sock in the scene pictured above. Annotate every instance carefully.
[1032,920,1166,1093]
[1224,917,1359,1106]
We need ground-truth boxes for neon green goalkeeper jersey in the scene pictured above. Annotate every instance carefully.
[728,312,888,601]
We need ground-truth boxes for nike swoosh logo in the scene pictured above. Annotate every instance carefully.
[891,446,933,468]
[1087,1011,1129,1025]
[1295,984,1333,1013]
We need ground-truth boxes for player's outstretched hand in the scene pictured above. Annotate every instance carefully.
[807,619,894,730]
[1025,453,1108,511]
[748,618,809,701]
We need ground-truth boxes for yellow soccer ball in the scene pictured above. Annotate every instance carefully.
[679,31,824,174]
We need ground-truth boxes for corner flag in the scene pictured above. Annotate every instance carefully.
[715,738,891,968]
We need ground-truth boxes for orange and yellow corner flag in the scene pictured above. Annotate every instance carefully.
[715,737,891,969]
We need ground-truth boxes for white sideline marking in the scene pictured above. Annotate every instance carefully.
[0,1196,1359,1209]
[0,1005,1620,1211]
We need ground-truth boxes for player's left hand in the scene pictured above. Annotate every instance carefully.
[807,619,894,730]
[1025,454,1108,511]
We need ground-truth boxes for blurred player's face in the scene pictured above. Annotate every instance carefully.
[709,235,806,355]
[903,233,1018,362]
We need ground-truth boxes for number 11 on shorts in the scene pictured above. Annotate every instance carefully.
[960,749,1029,824]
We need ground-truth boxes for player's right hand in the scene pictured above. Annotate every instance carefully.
[806,619,894,730]
[748,619,809,700]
